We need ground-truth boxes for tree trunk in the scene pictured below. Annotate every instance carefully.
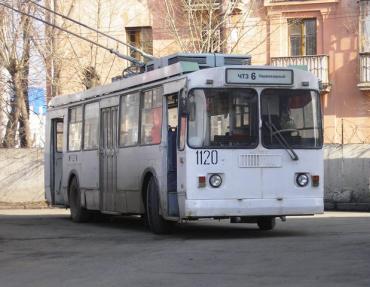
[18,8,32,147]
[19,94,32,147]
[2,71,22,148]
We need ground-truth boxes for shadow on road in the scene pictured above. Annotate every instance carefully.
[76,214,309,239]
[1,212,314,240]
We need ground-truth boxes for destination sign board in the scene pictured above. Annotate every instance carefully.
[226,68,293,85]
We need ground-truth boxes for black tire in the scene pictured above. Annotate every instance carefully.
[146,177,174,234]
[69,177,90,222]
[257,217,276,231]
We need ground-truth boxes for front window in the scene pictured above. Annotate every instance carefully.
[261,89,322,149]
[188,88,258,148]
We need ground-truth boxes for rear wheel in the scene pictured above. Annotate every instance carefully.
[69,177,90,222]
[257,217,276,231]
[146,177,174,234]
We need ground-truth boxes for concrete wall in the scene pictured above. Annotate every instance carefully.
[324,144,370,211]
[0,149,45,204]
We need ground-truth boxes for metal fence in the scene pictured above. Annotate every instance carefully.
[271,54,329,86]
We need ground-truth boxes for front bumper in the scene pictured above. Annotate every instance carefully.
[182,197,323,218]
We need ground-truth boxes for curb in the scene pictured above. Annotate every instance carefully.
[325,202,370,212]
[0,201,50,210]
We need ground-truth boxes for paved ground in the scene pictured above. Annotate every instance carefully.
[0,210,369,287]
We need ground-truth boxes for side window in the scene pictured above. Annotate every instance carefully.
[120,93,140,146]
[167,93,178,129]
[140,88,163,145]
[56,121,64,152]
[68,106,83,151]
[84,102,99,150]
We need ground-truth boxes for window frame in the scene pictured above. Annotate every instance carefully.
[67,105,83,152]
[260,88,323,150]
[119,92,141,148]
[54,120,64,153]
[125,26,153,61]
[186,87,259,150]
[139,86,164,146]
[288,18,317,56]
[82,101,100,151]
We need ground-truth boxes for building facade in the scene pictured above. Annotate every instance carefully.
[51,0,370,209]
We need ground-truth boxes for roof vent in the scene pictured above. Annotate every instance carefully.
[145,53,251,72]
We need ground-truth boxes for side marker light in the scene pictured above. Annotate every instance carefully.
[312,175,320,187]
[198,176,206,188]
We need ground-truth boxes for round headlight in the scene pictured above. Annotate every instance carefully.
[209,174,222,188]
[296,173,309,187]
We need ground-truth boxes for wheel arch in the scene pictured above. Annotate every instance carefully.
[140,167,159,209]
[67,169,80,205]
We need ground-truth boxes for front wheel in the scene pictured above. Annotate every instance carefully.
[257,217,276,231]
[69,177,90,222]
[146,177,174,234]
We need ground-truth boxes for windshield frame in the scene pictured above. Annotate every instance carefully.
[260,88,323,150]
[186,87,259,150]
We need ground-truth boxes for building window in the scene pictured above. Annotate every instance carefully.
[83,102,99,150]
[288,19,316,56]
[120,93,140,146]
[360,1,370,52]
[68,106,83,151]
[125,27,153,62]
[140,88,162,145]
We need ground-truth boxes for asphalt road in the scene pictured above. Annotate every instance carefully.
[0,210,369,287]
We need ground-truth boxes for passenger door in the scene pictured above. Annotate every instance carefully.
[51,118,64,205]
[99,106,119,211]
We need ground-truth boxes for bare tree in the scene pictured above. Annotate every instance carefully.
[161,0,264,54]
[82,66,100,89]
[40,0,126,94]
[0,1,34,147]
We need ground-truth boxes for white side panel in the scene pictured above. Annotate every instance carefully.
[100,96,119,108]
[79,150,99,190]
[163,78,186,95]
[117,144,166,214]
[116,146,141,213]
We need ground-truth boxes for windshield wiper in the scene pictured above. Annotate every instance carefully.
[265,121,299,161]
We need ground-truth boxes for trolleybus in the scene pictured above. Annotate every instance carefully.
[45,53,324,234]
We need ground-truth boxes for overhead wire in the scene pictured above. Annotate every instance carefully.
[26,0,155,61]
[0,0,146,67]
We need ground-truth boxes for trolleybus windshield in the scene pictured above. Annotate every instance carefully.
[261,89,322,149]
[188,88,258,148]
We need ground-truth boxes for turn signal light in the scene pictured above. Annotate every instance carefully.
[312,175,320,187]
[198,176,206,188]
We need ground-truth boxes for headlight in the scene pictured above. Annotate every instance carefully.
[296,173,309,187]
[209,174,222,188]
